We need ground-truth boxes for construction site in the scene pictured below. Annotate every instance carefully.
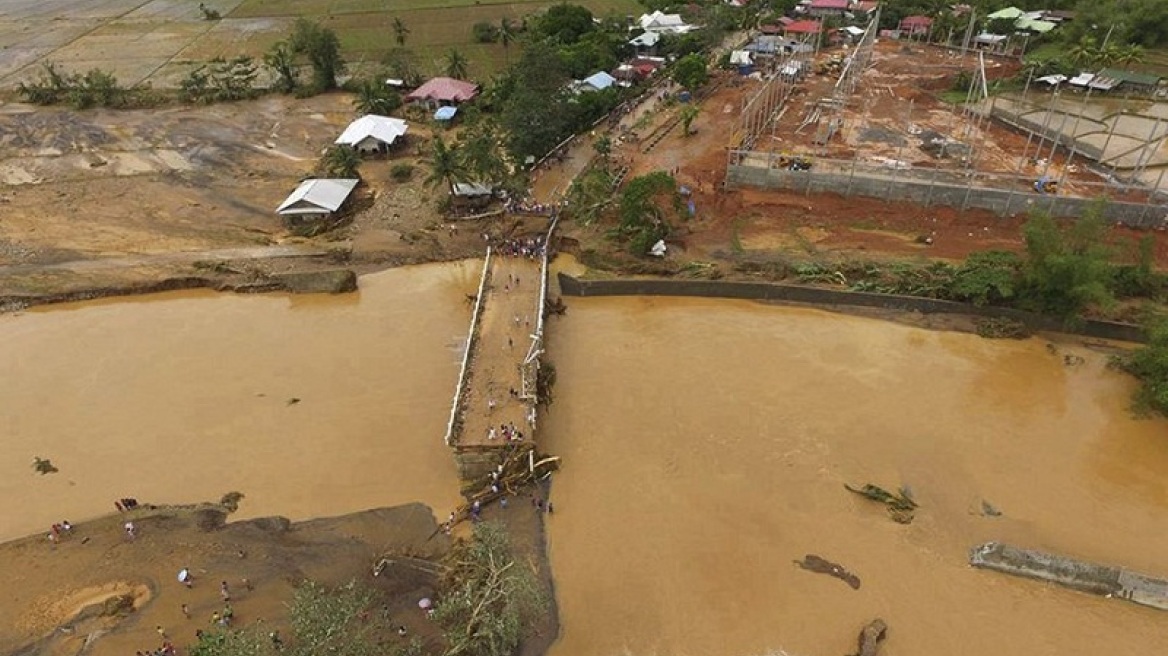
[725,18,1168,227]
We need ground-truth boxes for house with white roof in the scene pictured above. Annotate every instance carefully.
[335,115,409,155]
[638,11,695,34]
[276,178,359,228]
[629,30,660,53]
[577,71,617,93]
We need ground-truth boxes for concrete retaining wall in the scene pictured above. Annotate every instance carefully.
[557,274,1146,343]
[971,542,1168,611]
[726,164,1166,227]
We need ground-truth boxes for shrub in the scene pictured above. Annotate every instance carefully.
[472,21,499,43]
[390,163,414,182]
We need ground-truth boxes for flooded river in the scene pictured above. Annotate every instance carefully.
[3,262,1168,656]
[541,296,1168,656]
[0,263,475,542]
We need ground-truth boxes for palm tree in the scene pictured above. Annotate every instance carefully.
[353,78,401,115]
[320,145,361,178]
[392,18,409,47]
[423,136,467,194]
[1095,43,1120,68]
[445,49,469,80]
[1067,36,1097,68]
[1117,44,1146,71]
[459,123,507,184]
[499,18,517,65]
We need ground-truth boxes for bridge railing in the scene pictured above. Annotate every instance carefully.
[444,246,493,446]
[520,215,560,422]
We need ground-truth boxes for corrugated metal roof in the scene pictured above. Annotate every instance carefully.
[784,19,823,33]
[335,115,408,147]
[276,179,359,215]
[406,77,479,103]
[453,183,493,197]
[582,71,617,90]
[1097,68,1162,87]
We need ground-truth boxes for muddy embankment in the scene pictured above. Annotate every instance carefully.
[2,501,450,656]
[557,274,1147,343]
[0,269,359,312]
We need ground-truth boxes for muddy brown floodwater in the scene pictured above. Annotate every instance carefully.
[0,262,477,543]
[542,296,1168,656]
[5,260,1168,656]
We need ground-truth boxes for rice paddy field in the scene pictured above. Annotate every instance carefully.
[0,0,642,89]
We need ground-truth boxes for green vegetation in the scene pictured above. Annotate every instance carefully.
[1017,205,1115,320]
[679,104,700,136]
[612,172,682,254]
[352,78,403,114]
[423,136,469,194]
[319,145,361,178]
[190,580,405,656]
[289,18,346,92]
[433,521,546,656]
[473,21,501,43]
[1118,319,1168,416]
[670,54,709,91]
[391,163,415,182]
[179,57,261,104]
[17,63,161,109]
[228,0,642,78]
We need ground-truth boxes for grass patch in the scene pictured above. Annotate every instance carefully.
[229,0,640,77]
[730,216,746,254]
[937,90,969,105]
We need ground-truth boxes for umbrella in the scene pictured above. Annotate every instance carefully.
[418,598,432,610]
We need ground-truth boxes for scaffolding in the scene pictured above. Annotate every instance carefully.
[813,11,879,155]
[730,32,820,151]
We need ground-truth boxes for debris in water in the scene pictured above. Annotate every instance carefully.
[980,500,1002,517]
[848,619,888,656]
[794,554,861,589]
[845,483,918,524]
[32,457,58,475]
[286,398,301,406]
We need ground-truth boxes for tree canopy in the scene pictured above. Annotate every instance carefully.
[536,3,596,44]
[289,19,345,92]
[671,54,708,90]
[613,171,682,255]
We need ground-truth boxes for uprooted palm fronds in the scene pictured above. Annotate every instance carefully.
[845,483,918,524]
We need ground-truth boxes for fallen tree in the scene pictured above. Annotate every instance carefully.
[433,521,547,656]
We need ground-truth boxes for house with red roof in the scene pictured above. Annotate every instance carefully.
[807,0,848,17]
[899,15,933,35]
[783,19,823,36]
[405,77,479,109]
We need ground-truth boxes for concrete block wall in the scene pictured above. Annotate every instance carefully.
[726,164,1167,228]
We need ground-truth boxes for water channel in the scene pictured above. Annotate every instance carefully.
[2,264,1167,655]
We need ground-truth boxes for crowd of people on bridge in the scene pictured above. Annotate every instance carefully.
[496,236,546,260]
[486,421,525,443]
[504,197,562,215]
